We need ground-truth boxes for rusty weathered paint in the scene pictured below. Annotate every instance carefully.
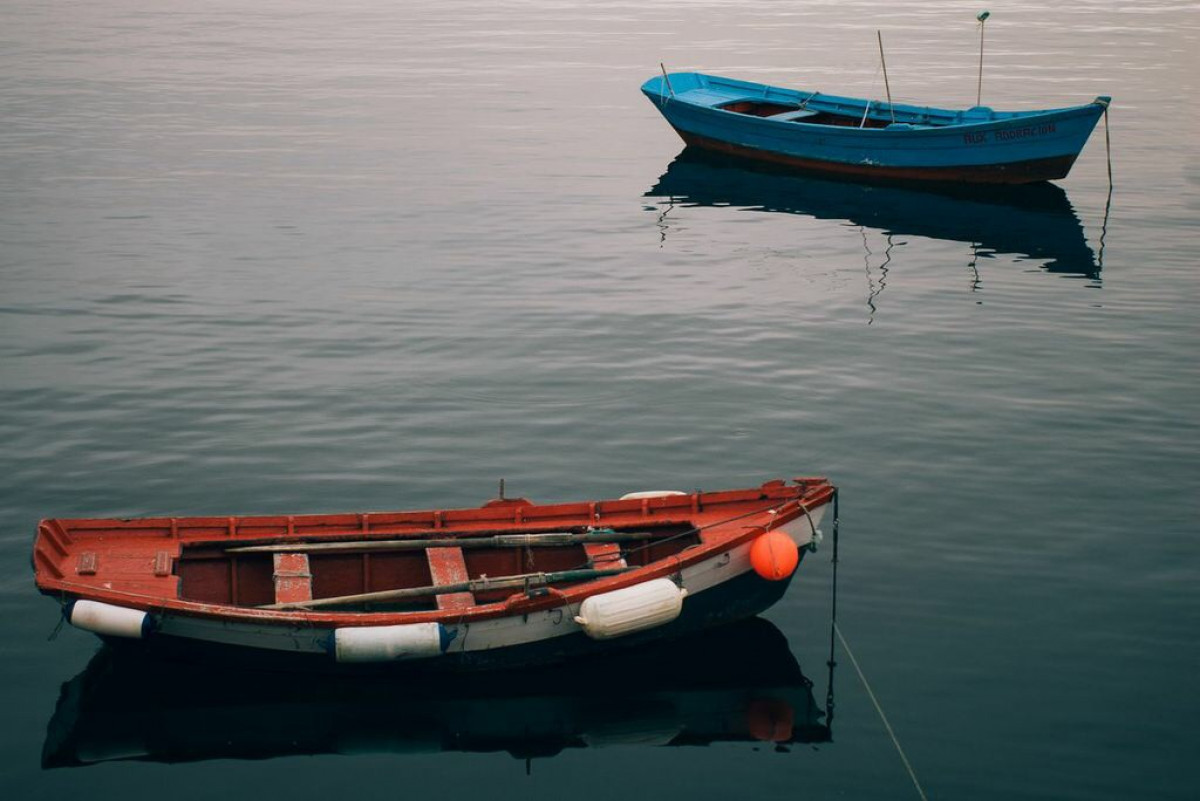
[426,546,474,611]
[582,542,626,569]
[272,553,313,606]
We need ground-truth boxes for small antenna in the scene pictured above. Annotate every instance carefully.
[976,10,990,107]
[499,478,506,500]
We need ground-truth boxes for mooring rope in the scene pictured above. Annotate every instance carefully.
[835,622,929,801]
[47,594,68,641]
[824,490,840,727]
[823,492,926,798]
[1103,104,1112,186]
[1097,105,1113,270]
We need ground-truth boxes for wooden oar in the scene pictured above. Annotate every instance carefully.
[226,529,658,555]
[260,566,632,611]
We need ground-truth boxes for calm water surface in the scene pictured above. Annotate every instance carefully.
[2,1,1197,799]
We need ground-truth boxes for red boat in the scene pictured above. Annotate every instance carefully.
[32,477,836,669]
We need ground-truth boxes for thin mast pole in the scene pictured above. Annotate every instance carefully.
[877,31,896,123]
[976,11,990,106]
[660,62,675,99]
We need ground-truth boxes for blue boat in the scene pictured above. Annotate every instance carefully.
[641,72,1110,185]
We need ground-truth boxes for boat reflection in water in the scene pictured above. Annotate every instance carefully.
[646,148,1101,282]
[43,617,829,768]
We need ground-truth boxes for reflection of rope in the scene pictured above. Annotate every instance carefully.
[1103,105,1112,186]
[861,227,876,322]
[825,491,839,730]
[861,228,891,324]
[655,199,675,248]
[1097,107,1113,271]
[48,593,69,641]
[968,241,982,292]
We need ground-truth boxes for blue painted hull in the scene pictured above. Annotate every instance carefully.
[642,73,1109,185]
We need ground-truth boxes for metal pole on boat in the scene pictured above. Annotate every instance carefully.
[976,11,990,107]
[659,62,675,100]
[877,31,896,124]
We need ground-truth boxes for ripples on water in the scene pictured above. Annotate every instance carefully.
[2,1,1198,799]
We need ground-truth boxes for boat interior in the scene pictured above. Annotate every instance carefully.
[718,99,913,129]
[176,523,700,612]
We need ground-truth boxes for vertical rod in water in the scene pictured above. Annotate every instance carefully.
[877,31,896,123]
[977,11,990,107]
[825,489,840,729]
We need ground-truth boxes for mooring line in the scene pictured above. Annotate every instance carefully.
[1103,104,1112,186]
[834,622,929,801]
[1097,105,1113,271]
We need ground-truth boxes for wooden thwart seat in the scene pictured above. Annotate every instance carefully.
[426,546,475,611]
[583,542,627,570]
[272,553,313,605]
[768,108,820,122]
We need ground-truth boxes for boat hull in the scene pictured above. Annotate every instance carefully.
[642,73,1108,185]
[677,129,1080,184]
[100,564,801,672]
[104,511,820,671]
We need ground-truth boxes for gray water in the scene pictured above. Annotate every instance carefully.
[2,1,1198,798]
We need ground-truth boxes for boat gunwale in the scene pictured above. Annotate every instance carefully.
[38,481,809,534]
[644,71,1107,133]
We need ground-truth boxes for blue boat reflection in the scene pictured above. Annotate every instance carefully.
[646,148,1101,281]
[43,617,829,768]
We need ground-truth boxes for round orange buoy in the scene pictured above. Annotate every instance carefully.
[750,530,799,581]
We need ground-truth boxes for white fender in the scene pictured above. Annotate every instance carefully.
[619,490,686,500]
[574,578,687,640]
[334,622,447,663]
[69,600,149,639]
